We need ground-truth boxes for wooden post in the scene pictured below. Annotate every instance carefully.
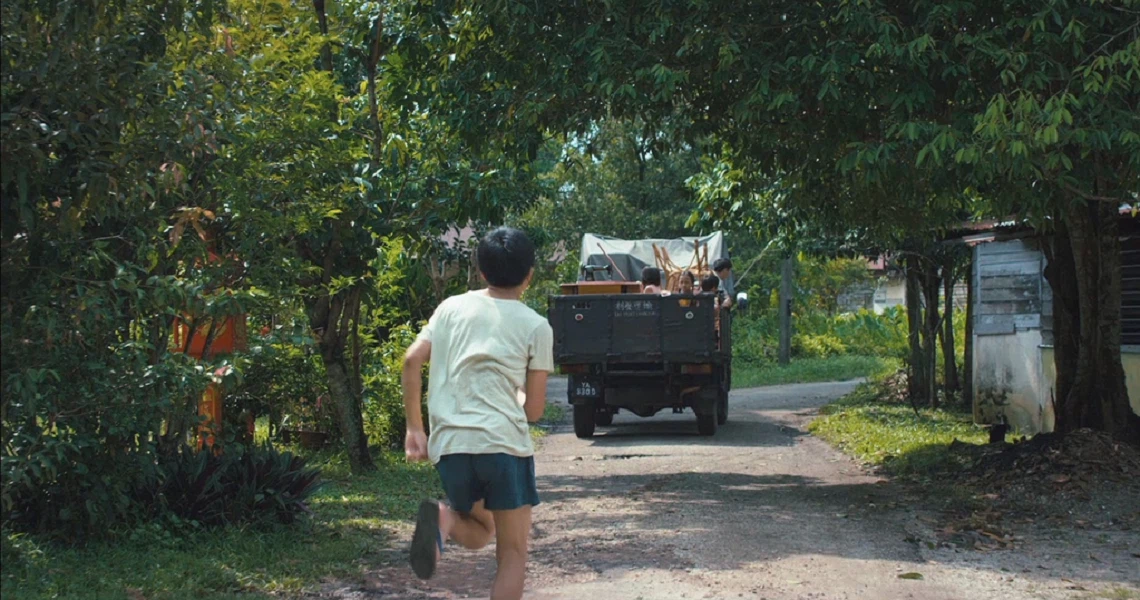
[779,256,794,365]
[963,251,975,408]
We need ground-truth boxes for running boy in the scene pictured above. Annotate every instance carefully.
[401,226,554,600]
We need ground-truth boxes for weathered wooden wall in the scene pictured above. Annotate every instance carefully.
[972,232,1140,432]
[972,238,1052,433]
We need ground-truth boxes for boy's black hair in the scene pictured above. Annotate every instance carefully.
[700,274,720,292]
[641,266,662,286]
[712,258,733,272]
[477,227,536,288]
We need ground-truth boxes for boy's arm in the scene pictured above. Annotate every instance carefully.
[523,370,548,422]
[524,321,555,422]
[402,338,431,461]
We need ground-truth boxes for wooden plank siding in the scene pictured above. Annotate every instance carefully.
[1037,232,1140,347]
[1122,235,1140,346]
[974,239,1045,335]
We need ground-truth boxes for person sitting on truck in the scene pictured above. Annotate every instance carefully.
[700,274,725,338]
[700,274,720,295]
[678,270,696,295]
[401,226,553,600]
[641,266,663,294]
[713,258,735,309]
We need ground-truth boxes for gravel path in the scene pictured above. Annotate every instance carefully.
[331,378,1140,600]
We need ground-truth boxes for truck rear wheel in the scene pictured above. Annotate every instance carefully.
[717,365,730,425]
[697,412,717,436]
[573,404,596,438]
[596,409,614,426]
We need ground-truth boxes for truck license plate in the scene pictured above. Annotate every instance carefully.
[574,381,599,398]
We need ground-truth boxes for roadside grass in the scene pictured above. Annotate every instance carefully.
[807,380,987,478]
[2,451,440,600]
[530,401,566,441]
[4,400,572,600]
[734,355,898,388]
[1087,587,1140,600]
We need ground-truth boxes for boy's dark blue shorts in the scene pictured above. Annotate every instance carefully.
[435,453,540,513]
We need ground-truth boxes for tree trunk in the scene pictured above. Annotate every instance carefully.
[963,253,975,409]
[905,255,927,404]
[779,257,793,365]
[921,262,942,409]
[313,0,334,73]
[309,288,375,472]
[1042,221,1078,431]
[1044,199,1136,438]
[323,356,373,470]
[942,256,960,398]
[366,13,385,161]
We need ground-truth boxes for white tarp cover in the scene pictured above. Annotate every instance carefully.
[578,232,729,282]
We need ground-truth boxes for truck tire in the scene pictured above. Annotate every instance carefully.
[697,412,717,436]
[573,404,596,438]
[717,365,730,425]
[596,409,614,426]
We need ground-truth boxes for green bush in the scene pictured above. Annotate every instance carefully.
[142,446,323,528]
[523,255,580,313]
[792,332,848,358]
[362,323,424,450]
[1,529,47,586]
[732,312,780,364]
[231,330,333,443]
[830,307,909,359]
[732,306,909,364]
[1,346,206,537]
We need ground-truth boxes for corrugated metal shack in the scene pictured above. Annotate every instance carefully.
[955,215,1140,434]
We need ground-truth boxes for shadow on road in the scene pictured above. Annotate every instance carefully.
[579,417,809,449]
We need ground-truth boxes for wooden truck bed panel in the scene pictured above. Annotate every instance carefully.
[549,294,726,364]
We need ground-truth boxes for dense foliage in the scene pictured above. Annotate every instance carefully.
[3,0,1135,543]
[0,0,540,535]
[144,446,323,528]
[734,308,911,365]
[417,0,1138,435]
[1,0,245,536]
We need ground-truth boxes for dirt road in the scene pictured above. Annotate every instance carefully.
[352,379,1139,600]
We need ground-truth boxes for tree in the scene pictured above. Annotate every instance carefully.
[192,0,543,472]
[939,246,971,401]
[516,118,706,261]
[1,0,240,532]
[403,0,1138,436]
[0,0,551,537]
[797,256,873,316]
[942,3,1139,436]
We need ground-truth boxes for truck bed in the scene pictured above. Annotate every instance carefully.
[549,294,730,364]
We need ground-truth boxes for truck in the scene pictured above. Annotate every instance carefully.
[547,232,734,438]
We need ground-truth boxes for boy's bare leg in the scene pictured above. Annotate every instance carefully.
[439,499,495,551]
[490,506,532,600]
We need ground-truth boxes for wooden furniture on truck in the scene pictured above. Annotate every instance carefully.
[559,281,644,295]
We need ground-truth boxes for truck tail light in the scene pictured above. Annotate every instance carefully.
[680,364,713,375]
[560,364,589,374]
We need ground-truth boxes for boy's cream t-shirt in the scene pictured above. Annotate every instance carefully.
[417,291,554,464]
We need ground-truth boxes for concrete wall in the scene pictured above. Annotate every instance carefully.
[872,276,906,314]
[1039,347,1140,425]
[971,236,1140,433]
[1125,351,1140,417]
[971,239,1051,433]
[975,329,1054,433]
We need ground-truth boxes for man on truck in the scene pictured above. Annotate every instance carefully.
[713,258,734,309]
[640,266,663,294]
